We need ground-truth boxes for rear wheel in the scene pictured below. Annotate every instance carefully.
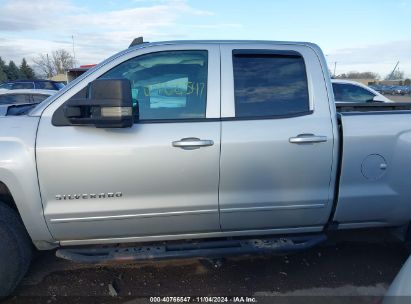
[0,203,32,297]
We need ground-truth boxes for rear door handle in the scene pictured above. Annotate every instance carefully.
[172,137,214,150]
[289,134,328,144]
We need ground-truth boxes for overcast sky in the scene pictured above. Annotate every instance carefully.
[0,0,410,78]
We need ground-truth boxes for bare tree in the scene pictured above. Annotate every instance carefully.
[52,49,75,75]
[33,49,75,78]
[335,71,380,80]
[32,54,54,78]
[385,70,405,80]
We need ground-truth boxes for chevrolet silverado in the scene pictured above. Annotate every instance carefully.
[1,40,411,296]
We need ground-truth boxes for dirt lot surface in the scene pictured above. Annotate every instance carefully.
[3,229,410,304]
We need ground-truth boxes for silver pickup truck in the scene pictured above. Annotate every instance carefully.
[1,40,411,296]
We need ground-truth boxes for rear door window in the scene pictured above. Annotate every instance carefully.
[332,83,375,102]
[232,50,310,118]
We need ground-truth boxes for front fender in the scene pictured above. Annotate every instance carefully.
[0,116,55,249]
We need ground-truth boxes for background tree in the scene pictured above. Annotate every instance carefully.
[0,68,6,82]
[404,79,411,86]
[33,49,74,78]
[19,58,36,79]
[52,49,75,75]
[5,61,21,80]
[32,54,54,78]
[335,71,380,79]
[0,57,7,82]
[385,70,405,80]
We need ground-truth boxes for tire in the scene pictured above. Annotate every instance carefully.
[0,203,32,297]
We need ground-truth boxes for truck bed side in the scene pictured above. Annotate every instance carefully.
[334,111,411,228]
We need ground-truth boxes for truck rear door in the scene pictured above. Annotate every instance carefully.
[219,43,336,232]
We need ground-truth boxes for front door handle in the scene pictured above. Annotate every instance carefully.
[172,137,214,150]
[289,134,328,144]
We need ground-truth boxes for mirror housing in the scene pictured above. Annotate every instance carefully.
[64,79,135,128]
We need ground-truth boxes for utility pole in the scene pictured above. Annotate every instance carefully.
[72,35,76,68]
[333,62,337,77]
[46,53,51,78]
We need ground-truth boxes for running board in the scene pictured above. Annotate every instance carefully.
[56,234,327,264]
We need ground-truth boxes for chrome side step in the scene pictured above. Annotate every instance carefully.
[56,234,326,264]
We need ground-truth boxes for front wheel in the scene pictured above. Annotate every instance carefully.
[0,203,32,297]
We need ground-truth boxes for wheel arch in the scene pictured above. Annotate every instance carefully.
[0,181,18,213]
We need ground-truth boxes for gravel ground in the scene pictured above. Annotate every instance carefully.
[3,229,410,304]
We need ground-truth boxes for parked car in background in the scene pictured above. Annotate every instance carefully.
[0,89,55,116]
[373,85,411,96]
[372,85,391,95]
[0,79,65,91]
[383,86,406,96]
[332,79,393,103]
[393,86,411,96]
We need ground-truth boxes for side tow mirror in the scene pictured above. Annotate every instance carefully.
[64,79,135,128]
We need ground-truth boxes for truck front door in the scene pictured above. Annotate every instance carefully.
[36,44,221,242]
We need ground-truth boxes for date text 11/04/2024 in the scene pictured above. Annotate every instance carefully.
[149,297,258,303]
